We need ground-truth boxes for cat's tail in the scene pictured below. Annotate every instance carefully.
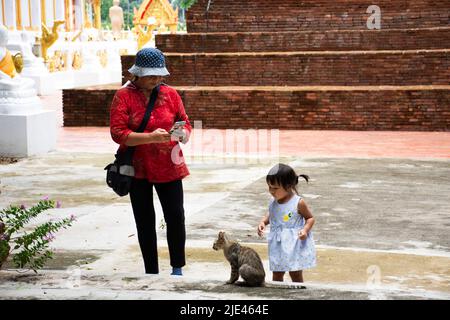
[239,264,265,287]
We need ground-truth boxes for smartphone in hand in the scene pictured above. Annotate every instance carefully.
[169,121,186,134]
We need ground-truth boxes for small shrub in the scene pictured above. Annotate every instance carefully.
[0,199,75,273]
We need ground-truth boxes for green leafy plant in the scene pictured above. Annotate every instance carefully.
[0,198,75,273]
[172,0,198,10]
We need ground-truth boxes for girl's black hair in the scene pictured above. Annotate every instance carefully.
[266,163,309,195]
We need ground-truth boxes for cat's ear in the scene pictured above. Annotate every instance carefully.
[218,230,225,238]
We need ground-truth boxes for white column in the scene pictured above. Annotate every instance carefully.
[55,0,64,21]
[44,0,53,26]
[30,0,41,28]
[20,0,30,28]
[0,1,4,26]
[4,0,17,29]
[73,0,83,29]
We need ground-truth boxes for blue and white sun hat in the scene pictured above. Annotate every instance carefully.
[128,47,170,77]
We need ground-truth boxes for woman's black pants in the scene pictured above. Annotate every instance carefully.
[129,178,186,274]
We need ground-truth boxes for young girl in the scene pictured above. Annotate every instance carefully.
[257,163,316,283]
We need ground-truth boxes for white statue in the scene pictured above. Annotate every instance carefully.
[109,0,124,37]
[0,25,41,114]
[19,31,48,76]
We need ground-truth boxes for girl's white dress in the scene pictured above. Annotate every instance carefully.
[268,194,316,271]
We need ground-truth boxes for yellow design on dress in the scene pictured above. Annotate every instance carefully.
[283,211,293,222]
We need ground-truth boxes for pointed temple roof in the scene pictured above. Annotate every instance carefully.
[133,0,178,26]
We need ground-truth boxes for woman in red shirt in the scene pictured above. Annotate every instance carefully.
[110,48,191,276]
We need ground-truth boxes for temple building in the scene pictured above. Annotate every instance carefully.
[134,0,178,32]
[0,1,135,94]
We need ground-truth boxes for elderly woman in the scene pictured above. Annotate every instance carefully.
[109,48,191,276]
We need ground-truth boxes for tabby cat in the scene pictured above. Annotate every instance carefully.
[213,231,266,287]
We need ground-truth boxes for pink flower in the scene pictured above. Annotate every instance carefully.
[56,201,62,208]
[43,233,55,242]
[69,214,77,222]
[42,196,49,201]
[0,234,10,241]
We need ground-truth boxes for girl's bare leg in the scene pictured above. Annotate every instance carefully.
[272,271,285,282]
[289,270,303,282]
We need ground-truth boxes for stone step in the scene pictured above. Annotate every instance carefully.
[156,27,450,53]
[62,85,450,131]
[188,0,450,32]
[121,50,450,86]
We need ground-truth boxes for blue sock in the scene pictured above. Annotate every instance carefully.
[171,267,182,276]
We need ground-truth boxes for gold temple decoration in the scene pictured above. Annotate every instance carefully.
[72,51,83,70]
[41,20,65,62]
[84,0,101,29]
[72,30,83,42]
[40,0,46,27]
[83,1,92,29]
[47,50,68,72]
[15,0,22,30]
[12,52,24,73]
[60,51,68,71]
[27,0,32,30]
[136,25,155,50]
[133,0,178,48]
[133,0,178,31]
[47,53,57,72]
[92,0,102,29]
[64,0,71,31]
[97,49,108,68]
[1,0,6,26]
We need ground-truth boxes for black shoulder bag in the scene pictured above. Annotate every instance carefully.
[105,85,160,197]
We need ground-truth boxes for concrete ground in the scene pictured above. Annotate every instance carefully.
[0,91,449,300]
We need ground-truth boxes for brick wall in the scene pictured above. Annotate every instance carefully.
[61,86,450,131]
[178,88,450,130]
[122,51,450,87]
[121,55,133,85]
[156,28,450,53]
[63,87,117,126]
[187,0,450,32]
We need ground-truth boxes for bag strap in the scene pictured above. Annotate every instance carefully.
[120,85,160,163]
[136,84,160,133]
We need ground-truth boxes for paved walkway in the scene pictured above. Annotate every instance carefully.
[0,91,448,300]
[56,127,450,159]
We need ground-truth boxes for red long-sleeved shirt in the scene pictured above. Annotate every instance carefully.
[110,82,191,183]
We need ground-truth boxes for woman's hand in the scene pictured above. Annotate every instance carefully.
[170,128,188,144]
[150,128,171,143]
[298,229,308,240]
[257,221,266,237]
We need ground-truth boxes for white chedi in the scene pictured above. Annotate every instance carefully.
[0,25,42,115]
